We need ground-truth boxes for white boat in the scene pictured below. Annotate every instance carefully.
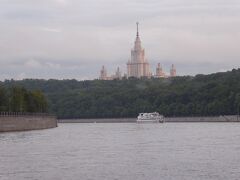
[137,112,164,123]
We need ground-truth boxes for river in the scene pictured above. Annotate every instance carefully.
[1,122,240,180]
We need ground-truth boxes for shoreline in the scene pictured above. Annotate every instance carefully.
[0,114,58,132]
[58,115,240,123]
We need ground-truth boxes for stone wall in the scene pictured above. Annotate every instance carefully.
[59,115,240,123]
[165,115,240,122]
[58,118,136,123]
[0,115,57,132]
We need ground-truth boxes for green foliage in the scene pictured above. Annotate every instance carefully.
[0,86,48,113]
[1,69,240,118]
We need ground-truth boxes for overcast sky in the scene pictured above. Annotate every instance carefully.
[0,0,240,80]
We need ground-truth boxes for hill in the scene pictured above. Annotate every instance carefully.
[1,69,240,118]
[0,86,48,113]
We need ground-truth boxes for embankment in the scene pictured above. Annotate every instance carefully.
[165,115,239,122]
[59,115,240,123]
[58,118,136,123]
[0,113,57,132]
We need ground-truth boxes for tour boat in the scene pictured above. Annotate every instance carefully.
[137,112,164,123]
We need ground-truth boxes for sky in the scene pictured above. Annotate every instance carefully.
[0,0,240,80]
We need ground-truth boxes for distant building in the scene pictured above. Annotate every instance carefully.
[114,67,122,79]
[127,22,151,78]
[155,63,166,78]
[170,64,176,77]
[99,66,108,80]
[99,23,177,80]
[99,66,122,80]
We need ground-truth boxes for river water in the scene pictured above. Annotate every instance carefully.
[1,122,240,180]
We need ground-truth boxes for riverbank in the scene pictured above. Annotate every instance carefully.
[58,115,240,123]
[0,113,58,132]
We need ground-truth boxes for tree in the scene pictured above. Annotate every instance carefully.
[235,93,240,116]
[0,86,48,113]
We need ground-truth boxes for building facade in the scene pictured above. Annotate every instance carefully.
[155,63,166,78]
[99,23,177,80]
[114,67,122,79]
[99,66,122,80]
[170,64,176,77]
[127,22,151,78]
[99,66,108,80]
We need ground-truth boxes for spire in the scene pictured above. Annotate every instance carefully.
[134,22,142,50]
[136,22,139,37]
[170,64,176,77]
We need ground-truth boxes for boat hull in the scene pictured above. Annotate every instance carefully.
[137,112,164,123]
[137,119,164,123]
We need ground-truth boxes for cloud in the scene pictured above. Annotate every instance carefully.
[54,0,68,5]
[45,62,61,69]
[42,27,62,33]
[24,59,43,68]
[23,59,62,69]
[0,0,239,80]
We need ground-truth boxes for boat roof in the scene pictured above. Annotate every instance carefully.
[139,112,160,115]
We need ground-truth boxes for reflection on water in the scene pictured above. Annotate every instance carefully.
[1,122,240,180]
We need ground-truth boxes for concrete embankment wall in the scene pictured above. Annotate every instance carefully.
[165,115,240,122]
[58,118,136,123]
[0,115,58,132]
[59,115,240,123]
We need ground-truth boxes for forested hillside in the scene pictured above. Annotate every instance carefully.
[1,69,240,118]
[0,86,48,113]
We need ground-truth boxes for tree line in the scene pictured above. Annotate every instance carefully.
[0,86,48,113]
[1,68,240,118]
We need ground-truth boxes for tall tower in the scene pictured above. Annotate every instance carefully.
[99,65,108,80]
[156,63,165,77]
[127,22,151,78]
[115,67,121,79]
[170,64,176,77]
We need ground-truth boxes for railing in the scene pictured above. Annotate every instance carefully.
[0,112,55,117]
